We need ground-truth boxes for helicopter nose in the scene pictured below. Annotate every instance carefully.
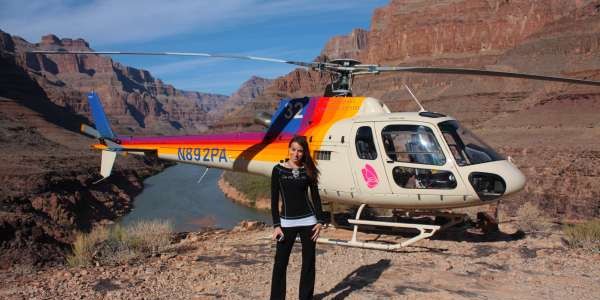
[463,159,526,201]
[502,158,526,195]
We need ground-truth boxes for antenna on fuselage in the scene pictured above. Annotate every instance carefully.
[403,83,426,112]
[197,167,210,184]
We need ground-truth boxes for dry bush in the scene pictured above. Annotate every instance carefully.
[126,219,173,255]
[563,220,600,253]
[515,202,553,233]
[92,224,136,266]
[66,220,173,267]
[67,226,109,267]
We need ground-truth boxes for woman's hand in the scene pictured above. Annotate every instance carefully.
[272,226,284,241]
[311,223,322,241]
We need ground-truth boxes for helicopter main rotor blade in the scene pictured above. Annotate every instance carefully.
[30,50,600,86]
[30,50,318,68]
[375,66,600,86]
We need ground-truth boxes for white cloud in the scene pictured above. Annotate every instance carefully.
[0,0,383,46]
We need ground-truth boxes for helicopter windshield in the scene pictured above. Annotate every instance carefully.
[438,120,504,166]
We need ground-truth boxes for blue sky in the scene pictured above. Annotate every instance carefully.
[0,0,389,95]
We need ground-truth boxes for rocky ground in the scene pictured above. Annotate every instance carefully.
[1,221,598,299]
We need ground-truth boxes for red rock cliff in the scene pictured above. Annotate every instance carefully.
[5,32,228,135]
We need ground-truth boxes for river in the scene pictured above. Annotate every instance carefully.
[119,163,270,232]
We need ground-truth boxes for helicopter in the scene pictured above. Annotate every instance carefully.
[31,49,600,250]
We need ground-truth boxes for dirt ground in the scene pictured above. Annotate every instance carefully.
[1,221,599,300]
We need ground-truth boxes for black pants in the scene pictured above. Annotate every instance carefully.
[270,225,316,300]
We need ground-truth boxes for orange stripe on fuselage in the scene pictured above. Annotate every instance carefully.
[109,97,366,164]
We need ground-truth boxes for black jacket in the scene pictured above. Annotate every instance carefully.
[271,164,325,227]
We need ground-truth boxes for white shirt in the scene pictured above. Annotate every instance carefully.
[280,215,317,227]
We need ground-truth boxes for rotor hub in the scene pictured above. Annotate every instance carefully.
[323,58,363,97]
[329,58,362,67]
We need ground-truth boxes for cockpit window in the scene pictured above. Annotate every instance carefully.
[438,120,504,166]
[355,126,377,160]
[381,125,446,166]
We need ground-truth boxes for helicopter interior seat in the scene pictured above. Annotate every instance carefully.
[356,139,376,160]
[382,135,397,161]
[406,134,434,165]
[392,166,413,187]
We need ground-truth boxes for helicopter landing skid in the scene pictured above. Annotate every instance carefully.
[317,204,467,250]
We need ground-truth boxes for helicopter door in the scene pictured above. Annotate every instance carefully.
[374,122,468,201]
[350,123,391,194]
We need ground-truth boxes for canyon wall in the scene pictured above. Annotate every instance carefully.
[1,31,229,135]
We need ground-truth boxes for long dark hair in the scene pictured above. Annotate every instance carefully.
[288,135,320,184]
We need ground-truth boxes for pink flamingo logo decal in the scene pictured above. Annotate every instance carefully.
[361,163,379,189]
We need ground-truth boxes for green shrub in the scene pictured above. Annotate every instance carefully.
[564,220,600,253]
[223,171,270,204]
[66,220,173,267]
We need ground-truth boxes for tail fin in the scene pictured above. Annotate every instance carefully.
[87,91,116,139]
[83,92,119,183]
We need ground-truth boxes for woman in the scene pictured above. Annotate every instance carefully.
[270,135,325,300]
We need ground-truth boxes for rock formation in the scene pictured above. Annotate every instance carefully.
[1,30,229,135]
[212,75,273,130]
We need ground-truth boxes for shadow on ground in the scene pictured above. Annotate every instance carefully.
[333,221,525,245]
[314,259,391,300]
[432,227,525,243]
